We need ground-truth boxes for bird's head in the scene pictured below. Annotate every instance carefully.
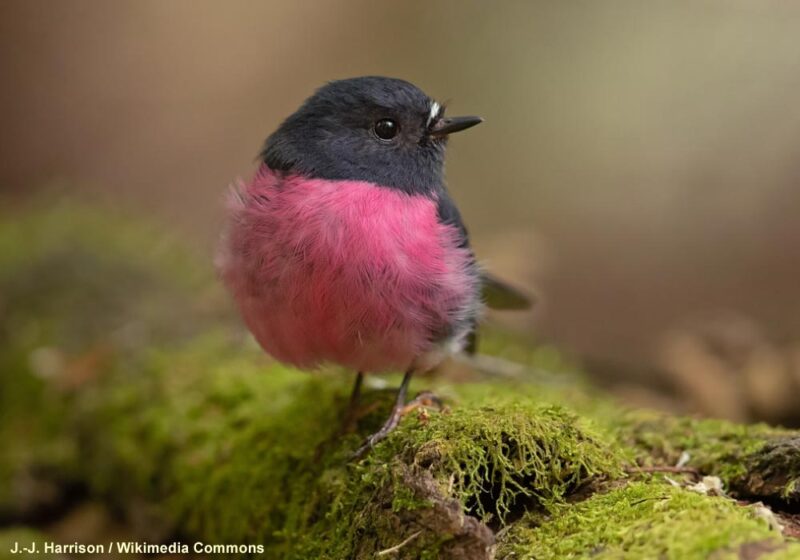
[261,76,482,195]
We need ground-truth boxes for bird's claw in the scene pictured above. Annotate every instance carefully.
[350,388,445,461]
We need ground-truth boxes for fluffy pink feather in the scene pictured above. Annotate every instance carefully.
[217,166,479,373]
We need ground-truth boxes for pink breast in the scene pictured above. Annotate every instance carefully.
[218,167,477,373]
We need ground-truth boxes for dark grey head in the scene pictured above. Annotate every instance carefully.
[261,76,482,195]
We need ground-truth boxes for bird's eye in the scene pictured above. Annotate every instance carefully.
[373,118,399,140]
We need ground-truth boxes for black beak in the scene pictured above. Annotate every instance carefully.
[429,115,483,137]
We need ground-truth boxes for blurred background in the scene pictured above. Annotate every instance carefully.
[2,0,800,425]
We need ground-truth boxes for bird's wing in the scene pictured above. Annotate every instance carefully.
[464,273,534,355]
[480,271,535,310]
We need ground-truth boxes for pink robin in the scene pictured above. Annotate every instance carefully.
[217,77,530,457]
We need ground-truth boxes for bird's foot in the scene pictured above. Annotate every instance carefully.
[401,391,445,416]
[350,385,444,461]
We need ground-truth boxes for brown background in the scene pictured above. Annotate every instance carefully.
[3,1,800,419]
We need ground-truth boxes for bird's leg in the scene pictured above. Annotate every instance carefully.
[340,371,364,434]
[351,369,413,460]
[349,371,364,409]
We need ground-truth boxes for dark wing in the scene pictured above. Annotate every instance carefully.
[465,273,534,355]
[481,271,535,310]
[436,191,471,248]
[436,192,534,354]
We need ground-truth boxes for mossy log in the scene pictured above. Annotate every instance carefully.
[1,201,799,559]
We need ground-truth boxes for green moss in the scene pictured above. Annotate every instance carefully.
[3,200,800,558]
[378,402,622,520]
[618,412,773,474]
[0,198,223,518]
[69,335,621,557]
[614,411,799,501]
[498,481,797,559]
[767,545,800,560]
[72,336,332,541]
[278,393,623,558]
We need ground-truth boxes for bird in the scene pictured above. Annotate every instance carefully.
[217,76,531,457]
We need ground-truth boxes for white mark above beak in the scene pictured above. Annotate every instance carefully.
[428,101,441,126]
